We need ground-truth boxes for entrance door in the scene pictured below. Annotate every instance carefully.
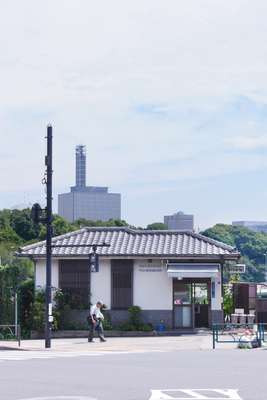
[173,280,210,329]
[173,282,192,328]
[193,283,210,328]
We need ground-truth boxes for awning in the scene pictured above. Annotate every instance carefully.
[167,263,220,279]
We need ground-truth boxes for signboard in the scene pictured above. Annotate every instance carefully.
[227,264,246,274]
[89,253,99,272]
[138,264,163,272]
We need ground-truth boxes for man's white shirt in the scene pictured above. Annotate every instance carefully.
[90,304,104,320]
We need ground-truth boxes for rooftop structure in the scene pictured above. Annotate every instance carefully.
[58,146,121,222]
[164,211,194,231]
[75,145,86,188]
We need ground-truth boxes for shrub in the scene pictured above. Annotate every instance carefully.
[128,305,142,329]
[116,306,153,331]
[31,289,59,332]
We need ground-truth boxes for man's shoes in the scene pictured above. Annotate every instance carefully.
[100,339,107,342]
[88,339,95,343]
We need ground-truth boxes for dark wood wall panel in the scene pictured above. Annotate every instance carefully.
[111,260,133,310]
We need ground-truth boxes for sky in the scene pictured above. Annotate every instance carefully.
[1,0,267,229]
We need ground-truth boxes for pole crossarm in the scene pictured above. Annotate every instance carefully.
[51,243,110,249]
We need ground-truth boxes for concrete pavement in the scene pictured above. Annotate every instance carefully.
[0,347,266,400]
[0,334,240,353]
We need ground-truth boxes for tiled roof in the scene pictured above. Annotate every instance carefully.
[18,227,239,259]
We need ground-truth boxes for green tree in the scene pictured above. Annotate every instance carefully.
[202,224,266,282]
[9,209,41,242]
[146,223,168,230]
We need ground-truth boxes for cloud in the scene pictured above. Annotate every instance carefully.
[225,135,267,150]
[2,0,267,228]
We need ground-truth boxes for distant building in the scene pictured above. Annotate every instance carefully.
[164,211,194,231]
[232,221,267,234]
[58,145,121,222]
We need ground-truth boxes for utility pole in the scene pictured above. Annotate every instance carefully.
[45,125,53,349]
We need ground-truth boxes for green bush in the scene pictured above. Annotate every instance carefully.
[142,323,153,332]
[128,305,142,329]
[31,289,60,332]
[116,306,153,331]
[102,312,113,331]
[118,322,136,331]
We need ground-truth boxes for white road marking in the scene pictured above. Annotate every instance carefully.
[149,389,242,400]
[0,349,162,362]
[18,397,96,400]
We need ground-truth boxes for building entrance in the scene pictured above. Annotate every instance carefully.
[173,279,210,328]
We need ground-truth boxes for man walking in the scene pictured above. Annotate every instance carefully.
[88,300,106,342]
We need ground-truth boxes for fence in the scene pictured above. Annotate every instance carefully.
[0,325,21,347]
[212,323,266,349]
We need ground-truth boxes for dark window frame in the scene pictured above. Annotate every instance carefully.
[59,260,89,309]
[111,260,133,310]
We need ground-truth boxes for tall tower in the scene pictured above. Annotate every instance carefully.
[75,145,86,188]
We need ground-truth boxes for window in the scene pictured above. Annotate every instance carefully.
[111,260,133,309]
[59,260,89,308]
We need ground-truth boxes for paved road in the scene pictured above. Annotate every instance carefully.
[0,348,266,400]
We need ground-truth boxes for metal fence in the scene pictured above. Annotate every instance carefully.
[212,323,266,349]
[0,325,21,347]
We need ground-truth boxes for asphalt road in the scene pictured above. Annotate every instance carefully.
[0,349,266,400]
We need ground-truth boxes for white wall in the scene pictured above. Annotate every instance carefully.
[35,259,59,289]
[211,272,222,310]
[133,260,173,310]
[34,258,222,312]
[91,259,111,308]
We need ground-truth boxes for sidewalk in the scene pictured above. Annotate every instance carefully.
[0,334,242,352]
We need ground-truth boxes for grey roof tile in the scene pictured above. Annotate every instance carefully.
[19,227,239,259]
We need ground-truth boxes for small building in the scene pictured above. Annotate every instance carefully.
[164,211,194,231]
[19,227,239,329]
[58,145,121,222]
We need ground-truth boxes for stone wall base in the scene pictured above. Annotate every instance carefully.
[62,309,173,329]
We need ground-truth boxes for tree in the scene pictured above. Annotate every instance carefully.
[146,223,168,230]
[73,218,129,228]
[202,224,267,282]
[9,209,41,242]
[0,227,21,245]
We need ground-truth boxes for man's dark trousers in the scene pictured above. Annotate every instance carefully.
[88,320,105,342]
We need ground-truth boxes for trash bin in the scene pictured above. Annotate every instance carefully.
[239,315,246,324]
[247,314,255,324]
[156,321,166,332]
